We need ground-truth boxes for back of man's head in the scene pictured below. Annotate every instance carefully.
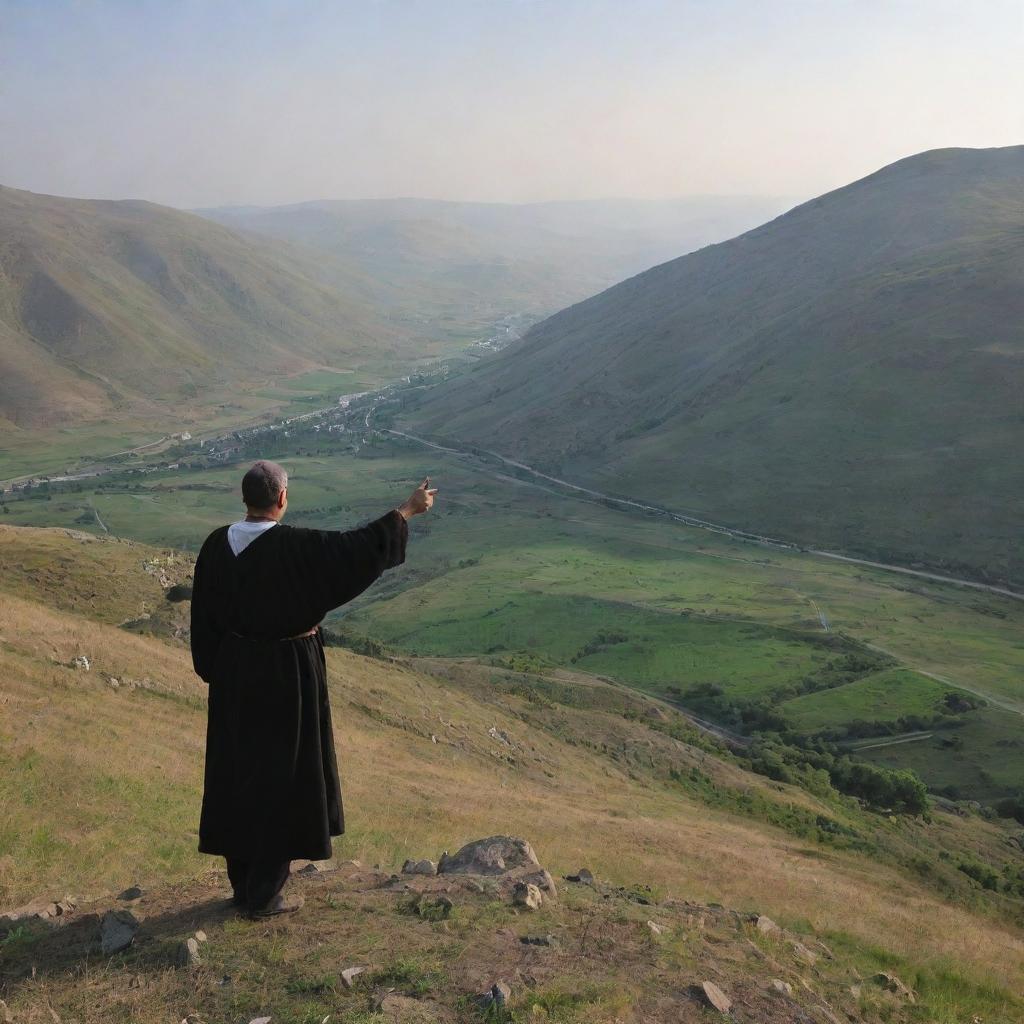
[242,460,288,510]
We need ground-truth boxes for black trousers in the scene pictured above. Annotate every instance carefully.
[226,856,291,913]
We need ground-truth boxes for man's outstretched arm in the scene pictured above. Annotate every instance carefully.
[313,477,438,611]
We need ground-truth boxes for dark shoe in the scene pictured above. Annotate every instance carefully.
[249,893,304,918]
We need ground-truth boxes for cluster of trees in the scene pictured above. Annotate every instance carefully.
[745,737,931,815]
[671,682,932,815]
[571,630,630,662]
[995,793,1024,825]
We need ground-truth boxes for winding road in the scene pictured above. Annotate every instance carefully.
[380,425,1024,604]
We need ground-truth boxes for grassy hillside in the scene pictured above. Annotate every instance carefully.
[0,184,404,430]
[198,195,789,334]
[405,147,1024,585]
[0,525,1022,1021]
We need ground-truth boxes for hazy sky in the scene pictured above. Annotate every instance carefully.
[2,0,1021,208]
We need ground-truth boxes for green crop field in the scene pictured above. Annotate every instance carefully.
[782,669,953,730]
[5,429,1023,803]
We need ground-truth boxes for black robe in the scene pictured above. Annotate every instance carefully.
[189,511,407,861]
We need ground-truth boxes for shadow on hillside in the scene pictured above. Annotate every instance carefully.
[0,896,241,985]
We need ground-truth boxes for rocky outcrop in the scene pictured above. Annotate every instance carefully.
[438,836,540,875]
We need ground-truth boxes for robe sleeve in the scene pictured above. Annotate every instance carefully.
[189,539,223,684]
[311,509,408,614]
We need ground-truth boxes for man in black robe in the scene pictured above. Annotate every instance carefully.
[190,459,436,916]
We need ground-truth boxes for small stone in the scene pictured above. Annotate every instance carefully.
[873,972,915,1003]
[520,934,556,946]
[770,979,793,996]
[849,984,862,998]
[700,981,732,1013]
[72,655,90,671]
[194,930,207,943]
[647,920,665,935]
[0,998,12,1023]
[340,965,365,989]
[249,1018,272,1024]
[513,881,543,910]
[478,980,512,1007]
[790,940,819,965]
[755,914,781,935]
[296,862,320,875]
[566,868,594,884]
[174,937,201,967]
[521,868,558,900]
[100,909,139,955]
[462,878,486,893]
[401,858,438,876]
[118,886,143,901]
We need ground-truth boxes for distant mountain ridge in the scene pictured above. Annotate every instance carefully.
[0,185,398,429]
[0,186,787,432]
[196,194,789,330]
[404,147,1024,584]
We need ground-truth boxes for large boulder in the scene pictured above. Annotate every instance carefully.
[438,836,540,876]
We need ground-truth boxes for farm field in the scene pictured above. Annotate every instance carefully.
[782,669,952,730]
[4,431,1023,802]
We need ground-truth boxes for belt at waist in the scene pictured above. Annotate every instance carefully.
[229,626,318,642]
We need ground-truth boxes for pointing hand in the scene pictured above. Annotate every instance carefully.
[398,477,438,520]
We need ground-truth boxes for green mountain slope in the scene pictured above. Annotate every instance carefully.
[405,147,1024,585]
[197,195,788,331]
[0,185,400,429]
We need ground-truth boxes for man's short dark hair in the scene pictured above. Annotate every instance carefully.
[242,460,288,509]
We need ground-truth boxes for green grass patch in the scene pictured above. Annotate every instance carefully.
[781,668,953,730]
